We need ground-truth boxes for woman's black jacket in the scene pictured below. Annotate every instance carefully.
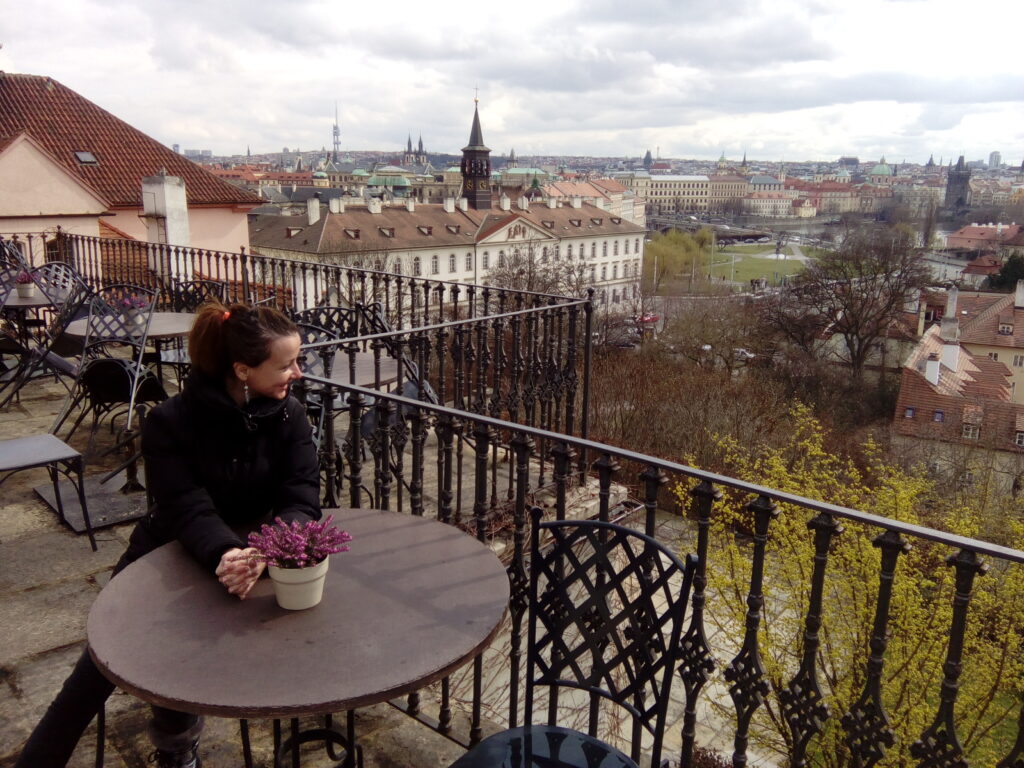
[134,371,321,573]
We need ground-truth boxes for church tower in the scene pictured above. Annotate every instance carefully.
[461,100,492,210]
[945,155,971,210]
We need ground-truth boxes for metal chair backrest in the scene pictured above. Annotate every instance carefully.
[33,262,88,306]
[296,322,339,379]
[524,508,696,767]
[0,237,31,271]
[173,279,226,312]
[294,305,361,339]
[82,284,157,350]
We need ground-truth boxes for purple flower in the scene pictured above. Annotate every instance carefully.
[120,295,150,310]
[15,270,33,285]
[247,515,352,569]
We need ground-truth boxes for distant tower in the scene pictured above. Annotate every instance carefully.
[740,151,748,173]
[945,155,972,210]
[417,135,424,156]
[332,102,341,160]
[507,148,518,169]
[642,149,653,171]
[246,145,251,160]
[460,99,492,210]
[926,154,935,168]
[989,151,1002,169]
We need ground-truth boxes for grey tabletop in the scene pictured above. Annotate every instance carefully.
[65,311,195,340]
[307,350,401,389]
[87,508,509,718]
[2,292,54,310]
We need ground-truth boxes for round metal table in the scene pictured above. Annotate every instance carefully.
[65,311,195,340]
[87,508,509,719]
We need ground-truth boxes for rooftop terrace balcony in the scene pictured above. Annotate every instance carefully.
[4,231,1024,767]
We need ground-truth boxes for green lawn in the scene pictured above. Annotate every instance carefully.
[710,252,806,285]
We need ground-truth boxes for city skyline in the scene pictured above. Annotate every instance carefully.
[2,0,1022,164]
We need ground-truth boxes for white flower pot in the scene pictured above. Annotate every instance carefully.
[268,558,329,610]
[17,283,35,298]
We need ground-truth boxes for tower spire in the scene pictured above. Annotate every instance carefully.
[461,98,491,210]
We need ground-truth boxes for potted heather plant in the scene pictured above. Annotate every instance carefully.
[15,270,35,298]
[247,515,353,610]
[119,294,150,330]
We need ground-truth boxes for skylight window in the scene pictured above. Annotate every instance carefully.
[74,151,98,165]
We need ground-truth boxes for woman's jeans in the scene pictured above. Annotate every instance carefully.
[14,527,202,767]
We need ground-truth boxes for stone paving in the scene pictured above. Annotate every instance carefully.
[0,378,471,768]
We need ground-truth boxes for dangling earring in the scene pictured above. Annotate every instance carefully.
[243,381,250,404]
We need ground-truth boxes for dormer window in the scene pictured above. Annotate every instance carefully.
[286,227,303,238]
[610,216,621,224]
[74,151,98,165]
[379,227,395,238]
[446,224,461,234]
[418,226,433,236]
[542,220,554,229]
[1000,323,1014,335]
[569,219,582,227]
[344,228,360,239]
[591,217,603,225]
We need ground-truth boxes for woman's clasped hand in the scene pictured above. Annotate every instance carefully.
[215,547,266,599]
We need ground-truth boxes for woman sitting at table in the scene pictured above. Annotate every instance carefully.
[16,302,321,768]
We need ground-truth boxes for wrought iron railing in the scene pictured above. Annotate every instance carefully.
[299,363,1024,768]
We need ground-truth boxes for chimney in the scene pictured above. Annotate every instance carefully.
[500,194,511,211]
[406,199,416,213]
[306,196,321,225]
[518,196,529,211]
[939,287,960,371]
[141,172,191,247]
[925,353,940,385]
[443,197,455,213]
[547,197,557,209]
[1016,280,1024,310]
[457,197,469,212]
[571,196,582,209]
[368,198,382,214]
[328,198,341,214]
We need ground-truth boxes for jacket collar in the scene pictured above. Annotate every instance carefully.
[181,370,290,429]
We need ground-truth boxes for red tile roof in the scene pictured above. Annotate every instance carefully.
[0,73,259,208]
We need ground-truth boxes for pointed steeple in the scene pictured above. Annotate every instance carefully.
[407,134,413,153]
[417,134,424,154]
[463,102,489,151]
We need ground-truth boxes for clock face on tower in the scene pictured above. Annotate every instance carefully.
[479,181,490,191]
[465,180,474,190]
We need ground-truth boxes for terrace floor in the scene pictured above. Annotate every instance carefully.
[0,376,472,768]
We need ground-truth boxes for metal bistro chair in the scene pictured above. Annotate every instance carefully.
[52,285,168,448]
[449,509,697,768]
[144,278,226,383]
[0,265,92,409]
[293,305,362,340]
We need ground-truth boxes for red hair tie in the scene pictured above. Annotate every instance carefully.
[222,310,231,321]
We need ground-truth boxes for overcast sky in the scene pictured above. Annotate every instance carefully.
[2,0,1022,164]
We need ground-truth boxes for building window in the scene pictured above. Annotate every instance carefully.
[466,252,473,271]
[601,265,607,280]
[431,254,439,275]
[449,254,456,273]
[613,264,618,279]
[624,239,630,255]
[962,424,980,440]
[1014,354,1024,367]
[590,266,596,282]
[542,247,548,262]
[1016,431,1024,447]
[988,351,1000,361]
[482,252,490,270]
[613,240,619,256]
[903,407,916,418]
[933,410,944,422]
[602,242,608,257]
[567,244,574,258]
[498,251,506,267]
[591,242,597,258]
[612,289,620,303]
[412,256,421,276]
[635,238,640,251]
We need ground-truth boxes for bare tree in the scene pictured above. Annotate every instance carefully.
[770,225,929,382]
[485,236,588,297]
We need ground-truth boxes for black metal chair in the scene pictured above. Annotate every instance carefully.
[52,285,167,446]
[0,265,92,408]
[449,509,697,768]
[293,305,362,339]
[143,278,227,383]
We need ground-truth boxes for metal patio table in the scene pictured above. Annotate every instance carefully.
[65,311,195,384]
[87,507,510,767]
